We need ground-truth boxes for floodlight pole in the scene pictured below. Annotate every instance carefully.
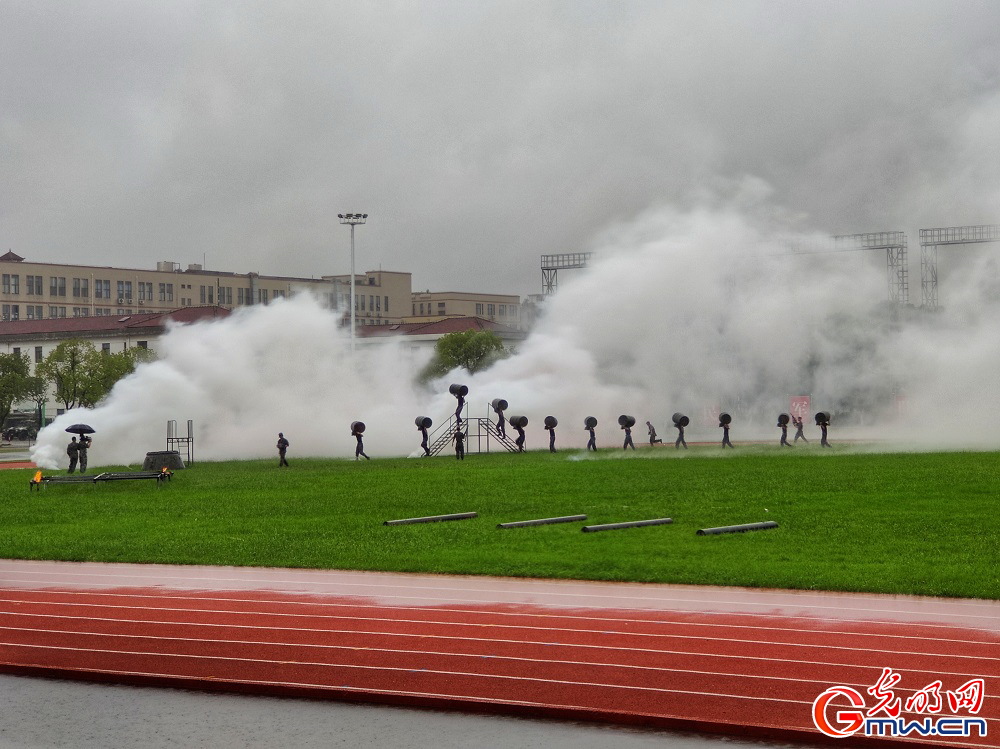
[338,213,368,354]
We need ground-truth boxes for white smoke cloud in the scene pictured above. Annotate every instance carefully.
[31,197,1000,468]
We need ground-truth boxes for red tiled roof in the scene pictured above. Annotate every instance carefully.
[0,306,230,339]
[358,316,523,338]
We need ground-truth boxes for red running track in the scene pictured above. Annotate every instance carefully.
[0,560,996,748]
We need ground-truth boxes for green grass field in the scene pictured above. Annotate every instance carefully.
[3,446,998,599]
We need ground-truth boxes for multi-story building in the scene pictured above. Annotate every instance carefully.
[408,291,521,328]
[323,270,412,326]
[0,251,345,320]
[0,307,230,422]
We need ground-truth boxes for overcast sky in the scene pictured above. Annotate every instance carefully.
[3,0,1000,296]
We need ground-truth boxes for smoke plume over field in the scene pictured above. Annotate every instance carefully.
[31,199,1000,468]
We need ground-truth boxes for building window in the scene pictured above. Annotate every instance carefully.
[369,295,374,312]
[137,282,152,301]
[375,295,381,312]
[499,305,506,316]
[412,304,416,315]
[137,341,148,349]
[28,275,43,295]
[72,307,89,317]
[487,304,495,316]
[117,280,132,301]
[475,303,484,315]
[27,305,44,319]
[95,279,111,299]
[50,277,66,297]
[437,302,445,311]
[101,343,111,354]
[259,289,267,303]
[35,346,42,363]
[1,304,17,320]
[49,306,66,318]
[73,277,89,298]
[2,274,19,294]
[219,286,232,305]
[384,296,389,313]
[12,347,19,356]
[360,295,366,311]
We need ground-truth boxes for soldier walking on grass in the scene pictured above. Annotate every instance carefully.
[418,423,430,456]
[778,414,792,447]
[646,421,663,446]
[622,424,635,450]
[453,427,465,460]
[793,416,809,443]
[720,414,734,448]
[276,432,290,467]
[352,423,370,460]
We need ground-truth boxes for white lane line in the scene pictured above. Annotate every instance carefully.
[2,621,998,680]
[10,661,995,749]
[1,567,996,619]
[0,639,836,706]
[3,589,995,639]
[4,638,997,728]
[0,627,880,689]
[8,664,994,749]
[1,596,997,650]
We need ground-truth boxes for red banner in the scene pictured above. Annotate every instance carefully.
[789,396,811,421]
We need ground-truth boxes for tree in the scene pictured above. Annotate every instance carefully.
[421,330,508,381]
[22,375,49,430]
[83,347,155,406]
[37,340,97,410]
[37,340,155,410]
[0,351,32,429]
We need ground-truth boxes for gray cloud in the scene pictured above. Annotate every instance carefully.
[3,1,1000,295]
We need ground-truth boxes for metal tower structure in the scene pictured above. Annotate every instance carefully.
[789,232,909,305]
[834,232,909,305]
[919,224,1000,310]
[541,253,592,295]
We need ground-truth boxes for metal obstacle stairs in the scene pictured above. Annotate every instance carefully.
[416,413,520,456]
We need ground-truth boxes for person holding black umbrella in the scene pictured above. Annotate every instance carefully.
[77,434,92,473]
[65,424,95,473]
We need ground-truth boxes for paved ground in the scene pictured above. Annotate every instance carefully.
[0,560,996,748]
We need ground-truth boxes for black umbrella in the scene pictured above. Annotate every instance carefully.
[65,424,95,435]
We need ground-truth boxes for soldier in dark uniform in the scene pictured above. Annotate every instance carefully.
[276,432,290,466]
[721,421,733,448]
[779,419,792,447]
[513,423,526,452]
[66,437,79,474]
[586,425,597,451]
[453,427,465,460]
[352,424,370,460]
[495,409,506,439]
[820,419,831,447]
[793,416,809,443]
[546,423,557,453]
[454,393,465,424]
[675,422,687,449]
[418,423,430,456]
[622,424,635,450]
[78,435,91,473]
[646,421,663,445]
